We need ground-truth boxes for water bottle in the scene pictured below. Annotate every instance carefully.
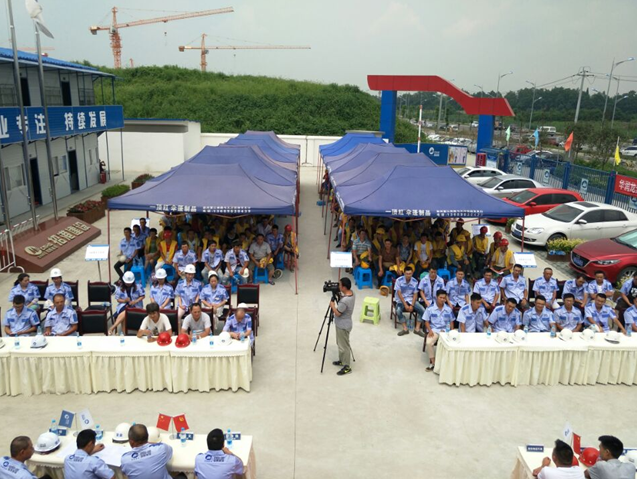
[627,326,632,338]
[77,336,83,349]
[550,324,556,338]
[226,429,233,449]
[486,325,492,339]
[523,324,529,335]
[50,419,58,435]
[240,332,245,342]
[146,331,152,342]
[445,322,450,333]
[209,336,214,348]
[192,334,197,345]
[180,428,187,447]
[37,325,43,335]
[95,425,103,441]
[119,331,125,347]
[14,335,20,349]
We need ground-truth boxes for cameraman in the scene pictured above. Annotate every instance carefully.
[329,278,355,376]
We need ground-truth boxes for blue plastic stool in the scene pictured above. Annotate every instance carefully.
[275,252,285,270]
[230,274,239,294]
[437,268,451,282]
[130,262,146,288]
[253,267,269,285]
[448,265,457,277]
[162,264,176,282]
[381,270,397,288]
[356,268,373,290]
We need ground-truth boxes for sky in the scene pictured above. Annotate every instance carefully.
[2,0,637,95]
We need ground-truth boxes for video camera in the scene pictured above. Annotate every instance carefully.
[323,280,340,295]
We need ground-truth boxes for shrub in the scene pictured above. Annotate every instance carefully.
[505,217,518,229]
[547,238,585,254]
[67,200,103,214]
[133,174,154,184]
[102,184,130,199]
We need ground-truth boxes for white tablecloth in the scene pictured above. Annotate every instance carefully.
[29,431,256,479]
[435,332,637,387]
[0,345,9,396]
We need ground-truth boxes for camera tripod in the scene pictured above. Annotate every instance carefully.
[313,294,355,373]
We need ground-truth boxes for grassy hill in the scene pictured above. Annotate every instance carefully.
[95,65,418,142]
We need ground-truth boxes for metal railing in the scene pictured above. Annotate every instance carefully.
[0,215,39,273]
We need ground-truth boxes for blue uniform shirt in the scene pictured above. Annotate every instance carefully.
[473,278,499,304]
[2,307,39,335]
[133,231,147,248]
[418,276,445,303]
[150,283,174,306]
[586,280,614,302]
[223,313,254,342]
[200,284,229,305]
[44,307,78,335]
[522,307,555,332]
[64,449,114,479]
[533,276,558,299]
[114,284,145,315]
[120,443,173,479]
[224,250,249,273]
[0,457,37,479]
[584,304,616,331]
[457,304,487,333]
[445,278,471,307]
[175,279,202,309]
[553,306,583,330]
[562,279,586,302]
[500,274,527,302]
[202,249,223,269]
[8,284,40,305]
[266,232,284,252]
[423,303,454,333]
[620,279,637,298]
[394,276,419,304]
[119,237,138,260]
[44,282,74,302]
[173,250,197,270]
[194,450,243,479]
[624,305,637,330]
[488,305,521,333]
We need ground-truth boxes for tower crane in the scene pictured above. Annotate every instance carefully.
[178,34,310,72]
[90,7,234,69]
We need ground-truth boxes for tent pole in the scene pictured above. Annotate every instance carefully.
[107,209,112,284]
[520,216,525,253]
[327,208,334,260]
[323,195,328,234]
[294,212,298,295]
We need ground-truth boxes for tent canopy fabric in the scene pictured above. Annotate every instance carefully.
[225,137,298,164]
[319,133,386,157]
[323,142,403,167]
[244,130,300,151]
[108,162,296,215]
[335,165,524,219]
[330,152,436,187]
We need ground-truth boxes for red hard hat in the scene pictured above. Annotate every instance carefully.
[500,239,509,246]
[579,447,599,468]
[157,332,172,346]
[284,224,292,232]
[175,333,191,348]
[493,231,503,240]
[480,226,488,234]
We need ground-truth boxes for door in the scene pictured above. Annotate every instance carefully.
[29,158,42,206]
[68,150,79,192]
[529,193,555,215]
[61,81,72,106]
[569,210,605,240]
[20,78,31,106]
[602,210,630,238]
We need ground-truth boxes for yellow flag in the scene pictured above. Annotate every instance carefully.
[615,144,621,166]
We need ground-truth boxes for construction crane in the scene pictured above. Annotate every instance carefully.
[178,34,310,72]
[90,7,234,69]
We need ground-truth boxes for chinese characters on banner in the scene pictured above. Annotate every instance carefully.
[615,174,637,197]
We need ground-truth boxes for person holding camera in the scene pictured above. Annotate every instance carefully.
[329,278,355,376]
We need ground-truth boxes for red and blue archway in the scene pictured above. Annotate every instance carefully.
[367,75,515,152]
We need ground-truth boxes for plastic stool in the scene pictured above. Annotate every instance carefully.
[360,297,381,324]
[130,261,146,287]
[437,268,451,282]
[162,264,176,282]
[356,268,373,290]
[275,252,285,270]
[448,265,457,277]
[253,267,269,285]
[381,270,397,288]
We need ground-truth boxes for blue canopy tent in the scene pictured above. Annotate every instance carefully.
[323,142,403,168]
[244,130,300,151]
[226,137,298,164]
[319,133,386,158]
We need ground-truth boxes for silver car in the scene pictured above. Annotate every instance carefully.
[478,174,545,198]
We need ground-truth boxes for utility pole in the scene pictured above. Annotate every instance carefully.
[526,80,536,130]
[574,67,590,124]
[602,57,634,126]
[436,93,443,130]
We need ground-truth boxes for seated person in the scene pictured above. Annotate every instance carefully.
[44,268,73,309]
[8,273,40,311]
[472,226,489,278]
[282,224,298,272]
[200,272,229,319]
[3,294,40,336]
[377,239,397,285]
[553,294,584,332]
[223,303,254,344]
[397,234,413,267]
[351,228,372,272]
[144,228,160,273]
[63,429,112,479]
[175,264,202,321]
[449,219,466,245]
[180,303,212,339]
[248,234,274,285]
[430,231,447,270]
[521,295,554,332]
[1,436,43,479]
[222,241,250,286]
[533,268,559,310]
[562,275,587,310]
[423,289,455,371]
[532,439,584,479]
[448,235,470,275]
[195,429,244,479]
[149,268,174,309]
[132,224,145,260]
[584,271,614,305]
[114,228,138,281]
[158,226,178,269]
[413,232,432,279]
[172,243,197,279]
[256,216,272,237]
[623,295,637,334]
[473,269,500,313]
[266,225,284,261]
[44,294,78,336]
[109,272,145,335]
[488,298,521,333]
[418,268,446,308]
[616,275,637,323]
[488,238,514,276]
[585,293,624,333]
[394,266,426,337]
[136,303,172,339]
[584,435,635,479]
[457,293,488,333]
[121,425,173,479]
[200,241,223,280]
[500,264,528,310]
[446,270,471,310]
[183,229,200,254]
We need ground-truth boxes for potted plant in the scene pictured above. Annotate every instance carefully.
[505,217,518,234]
[546,238,585,262]
[131,174,154,190]
[101,184,130,206]
[67,199,105,224]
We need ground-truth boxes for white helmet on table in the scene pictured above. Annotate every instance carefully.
[218,331,231,345]
[582,328,595,340]
[514,329,526,341]
[31,334,47,349]
[113,423,131,443]
[559,328,573,341]
[34,432,61,453]
[447,329,460,342]
[146,426,162,443]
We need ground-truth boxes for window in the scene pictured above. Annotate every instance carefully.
[544,204,582,223]
[517,180,536,189]
[58,155,68,174]
[44,87,63,106]
[481,177,503,189]
[0,85,16,107]
[88,150,94,166]
[79,87,95,106]
[580,210,605,224]
[499,180,514,189]
[554,193,577,203]
[509,190,536,204]
[534,194,555,206]
[5,165,24,190]
[603,210,627,222]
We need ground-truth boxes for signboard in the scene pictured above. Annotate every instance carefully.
[542,170,550,185]
[0,105,124,145]
[630,197,637,210]
[448,146,468,166]
[423,143,449,165]
[515,162,522,175]
[615,174,637,197]
[330,251,353,268]
[85,244,110,262]
[514,252,537,268]
[580,178,589,195]
[486,158,497,168]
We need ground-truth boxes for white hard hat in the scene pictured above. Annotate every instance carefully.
[583,328,595,340]
[218,331,231,345]
[495,331,510,343]
[448,329,460,342]
[236,302,249,310]
[241,268,250,279]
[146,426,162,443]
[184,264,196,274]
[123,271,135,284]
[606,330,621,343]
[113,423,131,443]
[50,268,62,278]
[559,328,573,341]
[155,268,167,280]
[514,329,527,341]
[31,334,47,349]
[626,450,637,464]
[34,432,61,453]
[208,270,219,279]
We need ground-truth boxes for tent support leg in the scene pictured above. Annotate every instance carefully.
[327,209,334,260]
[294,212,298,295]
[107,209,112,284]
[323,197,328,235]
[520,216,525,253]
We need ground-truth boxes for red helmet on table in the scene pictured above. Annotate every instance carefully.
[157,332,172,346]
[175,333,191,348]
[579,447,599,467]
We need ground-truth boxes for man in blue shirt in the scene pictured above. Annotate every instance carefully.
[423,289,455,371]
[175,264,202,322]
[121,425,173,479]
[173,243,197,279]
[473,269,500,313]
[584,270,614,305]
[616,276,637,325]
[418,268,445,308]
[223,303,254,344]
[64,429,113,479]
[114,227,138,281]
[2,295,39,336]
[562,275,587,310]
[0,436,37,479]
[395,266,426,337]
[201,241,223,280]
[522,295,555,332]
[533,268,559,310]
[488,298,521,333]
[553,293,583,332]
[624,296,637,334]
[457,293,487,333]
[266,224,284,259]
[585,293,624,333]
[44,294,78,336]
[194,429,244,479]
[200,272,229,320]
[445,270,471,310]
[221,241,250,286]
[500,264,528,310]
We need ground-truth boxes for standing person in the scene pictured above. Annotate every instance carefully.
[194,429,244,479]
[8,274,40,311]
[64,429,113,479]
[120,425,173,479]
[472,226,489,278]
[585,435,635,479]
[532,439,584,479]
[423,290,455,371]
[329,278,355,376]
[394,266,426,337]
[0,436,50,479]
[143,228,160,274]
[113,228,138,281]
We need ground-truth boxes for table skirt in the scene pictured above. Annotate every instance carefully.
[0,356,10,396]
[516,350,589,386]
[91,354,173,393]
[9,355,93,396]
[172,353,253,393]
[435,342,518,386]
[586,349,637,385]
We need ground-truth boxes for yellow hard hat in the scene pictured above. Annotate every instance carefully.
[379,285,390,297]
[361,261,370,269]
[376,227,386,235]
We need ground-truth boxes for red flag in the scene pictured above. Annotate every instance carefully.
[173,414,189,431]
[156,414,172,431]
[573,433,581,454]
[564,132,574,152]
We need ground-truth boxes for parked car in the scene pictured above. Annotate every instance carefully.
[456,166,505,185]
[570,229,637,284]
[471,121,479,128]
[510,145,533,156]
[620,146,637,158]
[488,188,584,224]
[468,141,477,154]
[512,201,637,247]
[478,174,545,197]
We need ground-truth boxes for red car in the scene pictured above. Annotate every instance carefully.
[488,188,585,224]
[570,229,637,284]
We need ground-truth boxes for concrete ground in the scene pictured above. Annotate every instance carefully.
[0,166,635,479]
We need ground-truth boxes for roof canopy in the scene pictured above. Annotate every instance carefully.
[244,131,300,151]
[335,165,524,219]
[319,133,386,157]
[323,142,403,167]
[225,137,298,163]
[330,152,436,187]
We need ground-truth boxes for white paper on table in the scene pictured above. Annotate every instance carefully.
[55,441,77,459]
[93,444,130,467]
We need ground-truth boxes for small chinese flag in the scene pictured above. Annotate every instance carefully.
[564,132,574,152]
[573,433,581,454]
[173,414,189,431]
[156,414,172,431]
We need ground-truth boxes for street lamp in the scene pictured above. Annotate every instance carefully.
[611,95,629,128]
[602,57,634,125]
[529,97,542,131]
[496,70,513,97]
[437,78,454,130]
[526,80,537,130]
